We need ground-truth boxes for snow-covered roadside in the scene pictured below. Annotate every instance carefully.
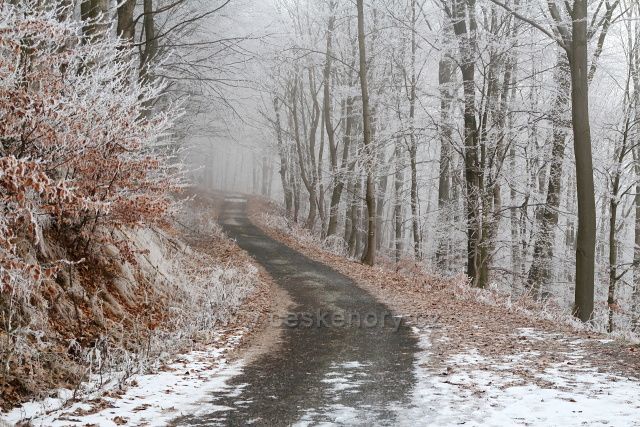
[1,193,277,425]
[3,333,247,426]
[249,198,640,425]
[402,326,640,426]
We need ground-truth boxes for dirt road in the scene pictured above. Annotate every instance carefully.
[175,196,419,425]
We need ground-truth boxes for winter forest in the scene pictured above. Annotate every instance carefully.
[245,0,640,330]
[3,0,640,425]
[206,0,640,331]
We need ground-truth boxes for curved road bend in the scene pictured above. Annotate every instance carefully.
[175,195,420,426]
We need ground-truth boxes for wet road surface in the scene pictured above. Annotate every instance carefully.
[174,196,419,426]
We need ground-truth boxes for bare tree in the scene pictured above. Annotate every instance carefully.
[357,0,377,266]
[489,0,621,321]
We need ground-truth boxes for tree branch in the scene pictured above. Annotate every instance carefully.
[486,0,568,50]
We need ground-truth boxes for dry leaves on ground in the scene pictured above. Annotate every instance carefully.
[247,197,640,386]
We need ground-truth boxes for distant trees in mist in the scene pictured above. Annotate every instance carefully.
[259,0,640,329]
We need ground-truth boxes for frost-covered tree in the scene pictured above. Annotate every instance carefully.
[255,0,640,329]
[0,1,177,378]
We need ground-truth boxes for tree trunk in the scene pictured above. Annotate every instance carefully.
[116,0,136,43]
[356,0,376,266]
[451,0,481,285]
[348,175,363,257]
[273,98,293,215]
[633,148,640,331]
[290,78,316,228]
[527,57,570,297]
[324,2,343,237]
[569,0,596,322]
[292,165,300,223]
[394,136,404,263]
[290,73,321,230]
[81,0,108,38]
[261,156,272,196]
[327,98,353,237]
[375,137,389,251]
[408,0,421,260]
[141,0,158,74]
[633,68,640,330]
[607,115,630,332]
[608,178,618,333]
[306,70,322,230]
[409,144,420,259]
[317,96,327,233]
[344,133,358,248]
[436,53,454,268]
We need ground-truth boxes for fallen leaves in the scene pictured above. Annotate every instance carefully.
[113,415,128,425]
[248,196,640,387]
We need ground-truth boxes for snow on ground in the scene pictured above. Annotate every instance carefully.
[5,325,639,426]
[2,335,246,427]
[320,361,370,393]
[293,325,640,426]
[403,326,640,426]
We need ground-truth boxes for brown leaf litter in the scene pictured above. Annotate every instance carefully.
[248,197,640,389]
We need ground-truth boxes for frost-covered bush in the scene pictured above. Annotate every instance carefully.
[0,1,178,404]
[260,211,348,257]
[0,1,177,287]
[179,259,258,333]
[177,203,222,236]
[323,235,348,257]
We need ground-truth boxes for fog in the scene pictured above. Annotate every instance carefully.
[183,0,640,327]
[182,0,281,195]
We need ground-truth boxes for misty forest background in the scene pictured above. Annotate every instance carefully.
[198,0,640,333]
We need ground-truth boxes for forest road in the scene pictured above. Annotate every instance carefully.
[174,195,420,426]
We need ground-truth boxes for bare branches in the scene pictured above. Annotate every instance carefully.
[486,0,568,50]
